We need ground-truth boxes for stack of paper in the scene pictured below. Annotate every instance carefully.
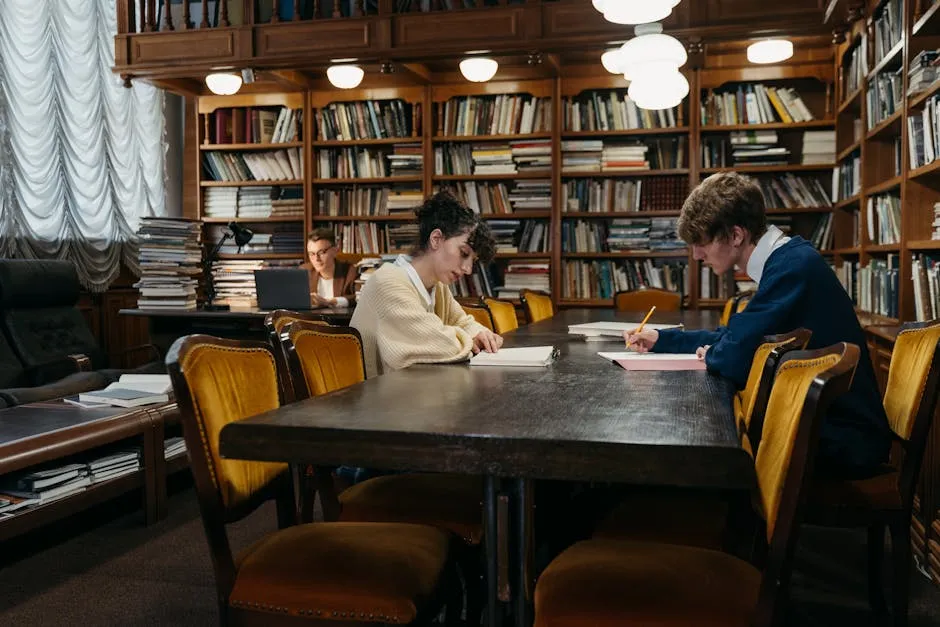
[598,352,706,371]
[568,321,682,341]
[469,346,557,367]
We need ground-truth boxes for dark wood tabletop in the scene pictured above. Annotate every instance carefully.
[220,308,751,489]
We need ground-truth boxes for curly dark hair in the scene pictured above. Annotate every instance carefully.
[413,191,496,264]
[677,172,767,245]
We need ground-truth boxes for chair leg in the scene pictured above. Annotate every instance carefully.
[888,517,911,627]
[868,523,888,618]
[459,543,484,627]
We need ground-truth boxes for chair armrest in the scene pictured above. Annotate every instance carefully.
[25,353,92,385]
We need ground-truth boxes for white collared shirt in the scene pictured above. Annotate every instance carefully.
[745,224,791,285]
[394,254,435,310]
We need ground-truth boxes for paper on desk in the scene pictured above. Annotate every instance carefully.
[569,321,682,338]
[598,352,706,371]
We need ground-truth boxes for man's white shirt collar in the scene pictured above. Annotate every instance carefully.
[394,254,435,309]
[745,225,790,285]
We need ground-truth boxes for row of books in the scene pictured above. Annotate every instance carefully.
[807,213,834,251]
[561,92,682,131]
[912,254,940,323]
[908,49,940,97]
[834,154,861,201]
[207,106,301,145]
[315,188,423,217]
[315,145,424,179]
[209,259,300,309]
[561,176,689,214]
[315,100,418,141]
[202,148,304,182]
[135,218,201,311]
[843,36,869,96]
[203,186,303,219]
[433,139,551,175]
[445,179,551,215]
[872,0,903,64]
[699,266,735,300]
[561,259,687,300]
[561,218,684,254]
[435,94,551,137]
[907,93,940,170]
[487,220,550,253]
[866,194,902,246]
[700,83,815,126]
[497,260,550,299]
[561,138,686,172]
[757,173,832,208]
[867,69,903,130]
[334,222,410,255]
[836,256,899,318]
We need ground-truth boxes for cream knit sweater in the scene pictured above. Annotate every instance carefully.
[350,263,488,378]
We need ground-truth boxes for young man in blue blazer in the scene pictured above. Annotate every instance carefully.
[625,172,890,479]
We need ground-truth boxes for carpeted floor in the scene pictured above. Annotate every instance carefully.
[0,482,938,626]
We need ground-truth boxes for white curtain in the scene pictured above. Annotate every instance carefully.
[0,0,166,291]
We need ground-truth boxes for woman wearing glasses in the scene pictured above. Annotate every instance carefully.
[303,227,357,308]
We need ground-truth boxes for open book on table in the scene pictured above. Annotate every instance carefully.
[469,346,558,367]
[598,352,706,371]
[70,374,172,409]
[568,321,682,341]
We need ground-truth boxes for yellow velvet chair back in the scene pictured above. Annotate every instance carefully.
[613,288,682,313]
[755,344,858,539]
[463,304,495,331]
[270,311,329,336]
[520,290,554,324]
[283,321,366,400]
[483,298,519,334]
[719,297,735,327]
[736,295,752,313]
[167,336,288,510]
[883,321,940,440]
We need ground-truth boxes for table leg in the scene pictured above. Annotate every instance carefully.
[484,474,501,627]
[511,477,532,627]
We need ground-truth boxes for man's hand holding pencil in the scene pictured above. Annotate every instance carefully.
[622,306,658,353]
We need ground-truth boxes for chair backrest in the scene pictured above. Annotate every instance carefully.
[719,297,736,327]
[737,328,813,455]
[612,288,682,313]
[882,319,940,507]
[735,290,755,314]
[263,310,329,401]
[483,298,519,334]
[165,335,294,601]
[463,304,495,331]
[752,342,859,626]
[520,290,554,324]
[281,321,366,401]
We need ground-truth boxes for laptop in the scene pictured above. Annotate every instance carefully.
[254,268,312,310]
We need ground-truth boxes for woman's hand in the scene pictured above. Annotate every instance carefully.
[696,345,711,360]
[473,329,504,354]
[622,328,659,353]
[312,294,336,308]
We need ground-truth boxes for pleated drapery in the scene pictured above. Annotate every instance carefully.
[0,0,166,291]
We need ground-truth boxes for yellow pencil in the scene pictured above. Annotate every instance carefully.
[626,305,656,349]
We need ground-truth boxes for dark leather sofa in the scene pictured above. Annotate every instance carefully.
[0,259,161,407]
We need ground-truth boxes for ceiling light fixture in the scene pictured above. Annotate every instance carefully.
[628,70,689,110]
[592,0,681,25]
[618,23,687,81]
[746,39,794,64]
[601,48,624,75]
[459,57,499,83]
[205,72,242,95]
[326,64,365,89]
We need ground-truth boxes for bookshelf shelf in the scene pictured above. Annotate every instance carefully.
[556,299,614,307]
[482,212,551,219]
[866,175,903,196]
[866,243,901,253]
[913,1,940,36]
[855,309,900,325]
[310,215,411,222]
[830,247,861,255]
[561,252,689,259]
[908,80,940,110]
[765,207,833,214]
[202,217,303,223]
[699,120,835,132]
[866,110,903,141]
[200,180,303,187]
[433,173,551,182]
[561,127,689,138]
[909,239,940,250]
[908,159,940,180]
[561,169,690,178]
[312,177,423,184]
[834,194,861,210]
[200,142,304,151]
[494,252,551,259]
[216,252,302,260]
[312,138,420,147]
[838,88,862,114]
[700,164,833,174]
[432,133,553,143]
[837,140,861,163]
[561,211,681,218]
[867,40,904,81]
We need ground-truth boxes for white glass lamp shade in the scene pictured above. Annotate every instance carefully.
[619,33,688,81]
[628,71,689,110]
[205,73,242,96]
[601,48,624,74]
[327,64,365,89]
[459,57,499,83]
[593,0,680,25]
[746,39,794,64]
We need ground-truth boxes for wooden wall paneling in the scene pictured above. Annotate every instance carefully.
[102,289,153,368]
[76,293,102,347]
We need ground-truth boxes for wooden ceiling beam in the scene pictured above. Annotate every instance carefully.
[146,77,205,95]
[266,69,315,90]
[398,63,434,83]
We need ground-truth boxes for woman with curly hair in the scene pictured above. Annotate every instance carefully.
[351,191,503,378]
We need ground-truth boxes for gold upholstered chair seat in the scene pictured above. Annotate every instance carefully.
[534,538,761,627]
[230,521,450,623]
[339,473,483,544]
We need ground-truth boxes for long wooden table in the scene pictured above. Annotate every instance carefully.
[220,308,752,626]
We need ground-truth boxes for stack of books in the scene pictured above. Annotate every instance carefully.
[729,130,790,167]
[497,260,550,299]
[471,143,516,175]
[164,436,187,461]
[134,218,201,311]
[387,143,423,176]
[601,144,649,172]
[510,139,552,173]
[270,187,304,219]
[801,130,836,165]
[908,49,940,96]
[561,140,603,173]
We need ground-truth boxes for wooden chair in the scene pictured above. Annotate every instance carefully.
[520,290,554,324]
[803,319,940,627]
[535,343,860,627]
[165,334,459,626]
[719,296,736,327]
[263,309,328,403]
[735,290,755,314]
[613,287,682,313]
[593,328,812,549]
[462,304,495,332]
[482,297,519,333]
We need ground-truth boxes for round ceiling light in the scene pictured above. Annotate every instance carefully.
[601,48,624,75]
[205,73,242,96]
[592,0,681,25]
[628,71,689,110]
[459,57,499,83]
[746,39,794,64]
[619,24,687,81]
[326,64,365,89]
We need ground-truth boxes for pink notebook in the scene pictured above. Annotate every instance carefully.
[598,352,706,371]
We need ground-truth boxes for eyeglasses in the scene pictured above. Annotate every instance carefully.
[310,247,333,259]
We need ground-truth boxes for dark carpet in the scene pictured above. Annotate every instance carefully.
[0,482,938,626]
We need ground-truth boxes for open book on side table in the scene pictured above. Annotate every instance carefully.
[68,374,172,409]
[470,346,558,367]
[569,321,682,341]
[598,352,706,371]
